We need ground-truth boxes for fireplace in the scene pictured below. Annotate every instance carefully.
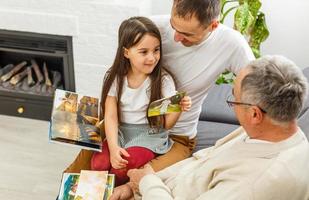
[0,30,75,120]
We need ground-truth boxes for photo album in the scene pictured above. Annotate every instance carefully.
[49,89,103,151]
[58,170,115,200]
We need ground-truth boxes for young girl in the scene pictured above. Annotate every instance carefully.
[91,16,191,185]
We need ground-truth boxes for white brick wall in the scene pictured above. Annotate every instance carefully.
[0,0,156,97]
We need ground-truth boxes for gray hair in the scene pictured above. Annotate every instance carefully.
[241,55,308,123]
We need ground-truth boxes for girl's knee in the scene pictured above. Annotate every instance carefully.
[125,147,156,168]
[90,153,111,170]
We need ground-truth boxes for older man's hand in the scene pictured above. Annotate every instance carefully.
[127,164,155,192]
[109,183,133,200]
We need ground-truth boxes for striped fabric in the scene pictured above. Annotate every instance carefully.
[118,123,174,154]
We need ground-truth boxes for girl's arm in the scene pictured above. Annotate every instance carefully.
[104,96,119,149]
[161,73,192,130]
[164,96,191,129]
[105,96,129,169]
[164,112,181,130]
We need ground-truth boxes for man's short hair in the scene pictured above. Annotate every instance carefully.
[173,0,220,27]
[241,55,308,123]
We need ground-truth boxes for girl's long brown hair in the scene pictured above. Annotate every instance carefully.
[100,16,174,127]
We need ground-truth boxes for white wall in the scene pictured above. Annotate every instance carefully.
[151,0,173,15]
[260,0,309,68]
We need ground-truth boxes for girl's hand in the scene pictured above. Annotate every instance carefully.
[180,96,192,111]
[110,146,130,169]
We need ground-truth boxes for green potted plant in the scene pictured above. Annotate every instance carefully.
[216,0,269,84]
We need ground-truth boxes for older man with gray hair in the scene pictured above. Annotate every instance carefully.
[123,55,309,200]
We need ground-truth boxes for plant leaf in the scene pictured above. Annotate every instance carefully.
[220,0,239,23]
[216,74,225,84]
[234,3,255,34]
[220,6,238,23]
[249,12,269,51]
[247,0,261,19]
[216,72,235,84]
[251,47,261,58]
[220,0,227,13]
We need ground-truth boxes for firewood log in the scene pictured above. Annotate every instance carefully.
[2,81,12,88]
[35,82,43,93]
[0,64,14,77]
[21,78,31,91]
[41,83,54,95]
[10,67,28,85]
[29,82,38,93]
[30,59,44,84]
[0,61,27,82]
[47,85,53,94]
[43,62,52,86]
[27,66,35,86]
[51,71,61,88]
[41,84,47,93]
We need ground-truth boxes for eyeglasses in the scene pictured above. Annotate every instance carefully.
[226,95,267,113]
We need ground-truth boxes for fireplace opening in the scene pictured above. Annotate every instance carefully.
[0,30,75,120]
[0,51,64,96]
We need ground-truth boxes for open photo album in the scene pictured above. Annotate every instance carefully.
[49,89,103,151]
[58,171,115,200]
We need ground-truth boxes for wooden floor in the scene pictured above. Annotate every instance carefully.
[0,114,79,200]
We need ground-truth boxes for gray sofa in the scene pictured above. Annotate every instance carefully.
[195,67,309,152]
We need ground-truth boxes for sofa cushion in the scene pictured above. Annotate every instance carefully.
[199,83,239,125]
[195,121,239,152]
